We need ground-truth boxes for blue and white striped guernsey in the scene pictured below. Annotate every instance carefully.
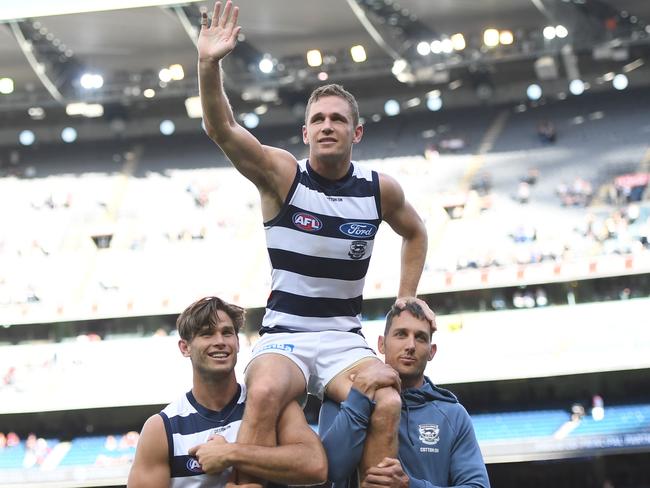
[160,385,246,488]
[261,159,382,334]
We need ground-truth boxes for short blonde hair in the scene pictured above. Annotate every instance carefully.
[305,84,360,126]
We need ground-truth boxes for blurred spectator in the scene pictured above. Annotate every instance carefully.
[605,211,626,240]
[571,403,586,422]
[119,431,140,449]
[627,204,640,223]
[614,173,648,203]
[557,178,592,206]
[471,172,492,196]
[153,327,169,337]
[535,288,548,307]
[6,432,20,447]
[0,432,6,449]
[491,292,507,310]
[105,434,118,451]
[439,137,466,152]
[516,181,531,204]
[521,168,539,186]
[3,366,16,388]
[592,394,605,421]
[572,178,593,206]
[23,434,50,468]
[76,333,102,342]
[424,143,439,160]
[25,433,37,450]
[510,224,536,243]
[186,183,210,208]
[513,287,545,308]
[619,287,631,300]
[537,120,557,143]
[512,290,525,309]
[523,290,536,308]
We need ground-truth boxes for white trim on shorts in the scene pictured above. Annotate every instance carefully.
[246,330,377,400]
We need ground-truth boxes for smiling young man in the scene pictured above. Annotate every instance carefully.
[319,301,490,488]
[198,0,432,479]
[127,296,327,488]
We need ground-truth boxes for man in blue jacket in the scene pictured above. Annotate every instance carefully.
[319,301,490,488]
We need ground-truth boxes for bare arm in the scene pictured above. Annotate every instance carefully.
[379,173,428,298]
[190,401,327,485]
[127,415,170,488]
[198,1,295,202]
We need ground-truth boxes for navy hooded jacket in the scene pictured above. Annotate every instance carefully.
[319,377,490,488]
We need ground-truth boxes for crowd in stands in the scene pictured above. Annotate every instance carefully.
[0,431,20,448]
[556,177,594,207]
[1,89,649,321]
[2,159,648,315]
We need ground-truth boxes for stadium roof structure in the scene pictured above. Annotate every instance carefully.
[1,0,650,140]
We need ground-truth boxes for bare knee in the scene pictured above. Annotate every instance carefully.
[245,378,286,417]
[371,386,401,424]
[244,355,306,418]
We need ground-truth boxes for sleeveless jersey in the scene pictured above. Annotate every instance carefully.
[160,385,246,488]
[262,159,381,334]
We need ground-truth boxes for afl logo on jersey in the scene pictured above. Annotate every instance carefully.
[293,212,322,232]
[339,222,377,238]
[186,457,203,473]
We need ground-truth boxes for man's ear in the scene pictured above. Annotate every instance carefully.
[378,335,386,355]
[352,123,364,144]
[428,343,437,362]
[179,339,191,358]
[302,125,308,144]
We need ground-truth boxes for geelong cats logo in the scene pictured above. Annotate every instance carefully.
[418,424,440,445]
[348,240,367,260]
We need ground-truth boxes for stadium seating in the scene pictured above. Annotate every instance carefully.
[0,443,26,469]
[471,409,569,441]
[569,404,650,437]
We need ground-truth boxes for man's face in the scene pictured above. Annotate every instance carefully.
[302,96,363,164]
[378,311,436,388]
[179,310,239,379]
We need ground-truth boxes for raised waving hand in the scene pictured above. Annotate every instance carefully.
[198,1,241,62]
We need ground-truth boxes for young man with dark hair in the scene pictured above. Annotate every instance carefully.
[198,1,433,477]
[319,301,490,488]
[127,296,327,488]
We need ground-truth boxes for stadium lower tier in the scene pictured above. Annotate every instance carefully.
[1,403,649,485]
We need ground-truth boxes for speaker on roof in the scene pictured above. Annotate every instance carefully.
[91,234,113,249]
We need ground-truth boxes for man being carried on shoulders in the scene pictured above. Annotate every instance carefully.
[198,1,432,481]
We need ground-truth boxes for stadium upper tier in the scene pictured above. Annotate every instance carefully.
[1,89,649,324]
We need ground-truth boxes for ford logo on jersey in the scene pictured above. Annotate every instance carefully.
[186,457,204,473]
[339,222,377,238]
[292,212,322,232]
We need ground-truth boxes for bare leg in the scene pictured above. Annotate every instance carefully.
[358,385,401,476]
[326,358,401,478]
[236,353,306,483]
